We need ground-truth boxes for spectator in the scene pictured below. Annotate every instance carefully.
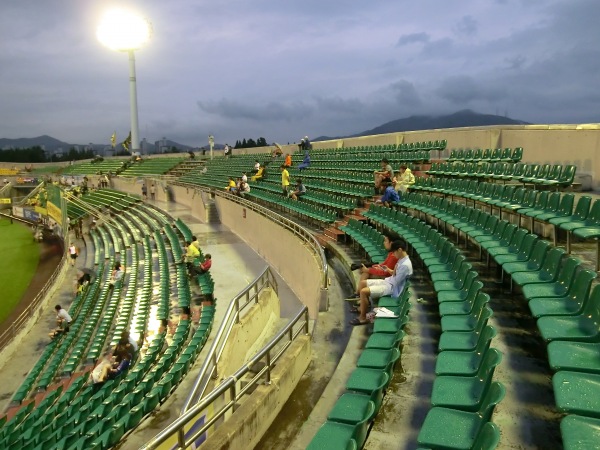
[238,180,250,198]
[142,184,148,200]
[68,243,79,267]
[297,139,305,151]
[374,158,393,193]
[298,150,311,171]
[191,235,201,251]
[303,136,312,150]
[346,235,399,300]
[350,241,412,326]
[393,164,415,196]
[281,165,290,196]
[191,254,212,277]
[182,240,200,276]
[54,305,72,332]
[241,172,248,183]
[290,178,307,200]
[251,165,264,181]
[91,352,114,383]
[93,353,131,383]
[252,160,260,173]
[108,262,124,293]
[224,144,231,158]
[377,185,400,207]
[150,184,156,200]
[225,177,237,193]
[284,153,292,168]
[76,270,92,293]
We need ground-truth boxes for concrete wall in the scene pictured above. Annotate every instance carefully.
[215,197,324,319]
[201,334,312,450]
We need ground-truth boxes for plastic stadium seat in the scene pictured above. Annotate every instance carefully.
[435,327,496,376]
[346,368,390,412]
[417,382,505,450]
[560,415,600,450]
[537,284,600,342]
[548,341,600,374]
[521,257,581,301]
[511,247,565,287]
[438,308,493,352]
[553,371,600,418]
[431,348,502,411]
[529,271,597,318]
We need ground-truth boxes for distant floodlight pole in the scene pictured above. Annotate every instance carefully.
[97,8,152,154]
[208,135,215,160]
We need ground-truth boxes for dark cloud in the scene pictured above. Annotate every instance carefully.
[314,97,364,115]
[197,99,313,122]
[436,76,506,104]
[390,81,422,107]
[505,55,527,70]
[396,32,430,47]
[454,15,478,37]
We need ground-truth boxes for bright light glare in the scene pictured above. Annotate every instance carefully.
[97,8,151,51]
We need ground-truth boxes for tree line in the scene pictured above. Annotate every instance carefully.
[234,137,269,149]
[0,146,95,163]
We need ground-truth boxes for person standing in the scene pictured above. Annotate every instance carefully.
[281,165,290,196]
[142,184,148,200]
[68,243,78,267]
[150,184,156,200]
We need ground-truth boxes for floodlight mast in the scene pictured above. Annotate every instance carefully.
[97,9,151,154]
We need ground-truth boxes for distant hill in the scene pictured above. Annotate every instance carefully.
[314,109,530,141]
[0,135,71,152]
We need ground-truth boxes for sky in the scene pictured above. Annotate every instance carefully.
[1,0,599,147]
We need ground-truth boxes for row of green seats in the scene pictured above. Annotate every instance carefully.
[448,147,523,163]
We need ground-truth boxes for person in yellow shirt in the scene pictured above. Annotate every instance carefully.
[225,177,236,192]
[182,240,200,277]
[251,165,264,182]
[281,165,290,196]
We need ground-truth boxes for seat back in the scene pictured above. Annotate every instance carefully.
[507,228,529,252]
[511,163,525,178]
[511,147,523,162]
[499,223,517,244]
[540,247,566,279]
[448,254,467,274]
[556,257,582,290]
[522,164,538,178]
[511,187,526,204]
[481,149,491,160]
[536,164,552,179]
[475,323,496,354]
[566,269,598,302]
[478,381,506,422]
[547,164,562,181]
[544,192,561,212]
[470,291,491,311]
[464,149,474,160]
[528,240,551,268]
[559,165,576,185]
[490,148,501,160]
[473,148,483,161]
[501,185,515,202]
[472,306,493,335]
[464,280,485,307]
[581,283,600,320]
[473,422,501,450]
[572,196,592,221]
[532,191,549,210]
[585,199,600,226]
[521,189,538,209]
[517,233,538,259]
[557,193,575,217]
[476,347,503,380]
[482,215,498,234]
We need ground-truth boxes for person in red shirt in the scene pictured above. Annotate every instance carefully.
[346,234,399,300]
[190,254,212,278]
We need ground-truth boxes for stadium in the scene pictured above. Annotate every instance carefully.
[1,125,600,450]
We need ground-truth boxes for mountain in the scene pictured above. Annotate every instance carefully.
[0,135,71,152]
[314,109,530,141]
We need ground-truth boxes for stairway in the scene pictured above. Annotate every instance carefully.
[205,198,220,223]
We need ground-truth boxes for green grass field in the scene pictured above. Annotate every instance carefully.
[0,218,40,324]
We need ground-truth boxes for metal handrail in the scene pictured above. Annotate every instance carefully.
[0,253,68,351]
[171,181,329,289]
[180,266,278,413]
[141,305,310,450]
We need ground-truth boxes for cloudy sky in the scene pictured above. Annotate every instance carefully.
[1,0,599,147]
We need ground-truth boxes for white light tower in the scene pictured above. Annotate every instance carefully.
[97,9,151,154]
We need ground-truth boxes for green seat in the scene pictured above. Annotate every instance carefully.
[328,393,376,423]
[346,368,390,412]
[536,193,574,223]
[437,276,483,304]
[417,382,505,450]
[435,327,496,376]
[511,247,565,287]
[529,271,597,318]
[356,348,401,381]
[492,233,538,266]
[522,257,582,301]
[501,239,550,276]
[553,371,600,418]
[537,284,600,342]
[441,305,494,333]
[432,348,502,411]
[550,195,591,227]
[438,308,493,352]
[433,264,474,293]
[561,415,600,450]
[439,291,489,317]
[548,341,600,374]
[429,255,468,283]
[307,422,360,450]
[365,329,405,350]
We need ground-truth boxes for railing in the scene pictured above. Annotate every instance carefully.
[14,181,45,206]
[181,266,278,413]
[0,253,68,352]
[141,305,311,450]
[172,181,329,289]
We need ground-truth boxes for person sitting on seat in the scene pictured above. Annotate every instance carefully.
[298,150,311,171]
[393,164,415,197]
[190,254,212,278]
[350,242,412,326]
[290,178,307,200]
[93,353,131,383]
[374,158,393,193]
[251,165,264,182]
[237,180,250,198]
[182,241,200,276]
[225,177,237,193]
[48,317,68,339]
[377,185,400,207]
[346,234,399,301]
[108,262,124,293]
[284,153,292,168]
